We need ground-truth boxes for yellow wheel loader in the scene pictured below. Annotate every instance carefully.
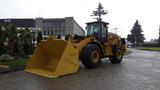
[25,21,126,78]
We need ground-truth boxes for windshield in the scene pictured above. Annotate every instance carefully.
[86,23,100,36]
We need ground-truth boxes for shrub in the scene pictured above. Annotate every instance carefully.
[0,54,14,62]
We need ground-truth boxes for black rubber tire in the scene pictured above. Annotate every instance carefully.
[80,44,102,68]
[109,46,123,64]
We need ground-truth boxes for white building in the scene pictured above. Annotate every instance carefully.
[35,17,85,39]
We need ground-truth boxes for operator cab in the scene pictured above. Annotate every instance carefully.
[86,21,109,43]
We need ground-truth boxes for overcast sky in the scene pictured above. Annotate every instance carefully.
[1,0,160,41]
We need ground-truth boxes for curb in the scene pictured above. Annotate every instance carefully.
[0,66,25,74]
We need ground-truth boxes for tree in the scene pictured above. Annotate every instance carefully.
[0,24,5,44]
[18,28,33,54]
[37,30,42,45]
[19,28,33,54]
[127,34,135,44]
[0,24,34,56]
[127,20,145,46]
[91,2,107,21]
[0,24,7,54]
[3,24,18,55]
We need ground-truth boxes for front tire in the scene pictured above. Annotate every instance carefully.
[80,44,102,68]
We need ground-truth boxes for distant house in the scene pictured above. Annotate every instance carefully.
[143,41,157,44]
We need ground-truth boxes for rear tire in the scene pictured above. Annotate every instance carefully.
[109,46,123,64]
[80,44,102,68]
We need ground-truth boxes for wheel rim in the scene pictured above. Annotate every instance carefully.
[91,50,99,63]
[116,50,122,60]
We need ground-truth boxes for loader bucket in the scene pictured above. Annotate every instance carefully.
[25,38,79,78]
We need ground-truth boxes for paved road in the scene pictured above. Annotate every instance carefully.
[0,49,160,90]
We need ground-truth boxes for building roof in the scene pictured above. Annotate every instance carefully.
[0,18,35,27]
[86,21,109,25]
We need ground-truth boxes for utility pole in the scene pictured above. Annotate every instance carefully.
[158,26,160,46]
[159,26,160,38]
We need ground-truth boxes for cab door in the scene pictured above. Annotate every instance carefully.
[101,23,108,43]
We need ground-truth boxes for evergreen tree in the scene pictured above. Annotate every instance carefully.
[127,20,145,46]
[127,34,135,44]
[91,2,107,21]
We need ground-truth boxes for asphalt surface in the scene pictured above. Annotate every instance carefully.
[0,49,160,90]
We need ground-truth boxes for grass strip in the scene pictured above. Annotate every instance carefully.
[139,47,160,52]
